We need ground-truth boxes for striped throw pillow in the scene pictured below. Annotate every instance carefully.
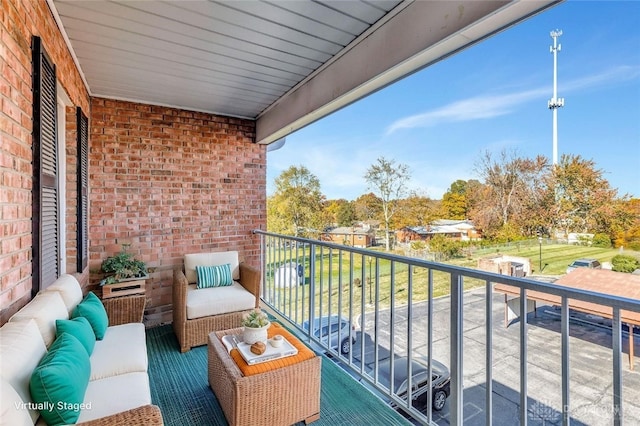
[196,264,233,288]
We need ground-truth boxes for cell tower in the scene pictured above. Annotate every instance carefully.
[548,29,564,166]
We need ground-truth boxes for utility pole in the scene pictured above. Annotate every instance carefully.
[548,29,564,166]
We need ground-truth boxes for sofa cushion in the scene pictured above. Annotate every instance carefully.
[90,323,148,381]
[184,251,240,284]
[196,263,233,288]
[72,292,109,340]
[186,281,256,320]
[44,274,84,315]
[0,319,47,423]
[56,317,95,356]
[0,378,32,426]
[9,291,68,347]
[30,333,91,426]
[77,372,151,423]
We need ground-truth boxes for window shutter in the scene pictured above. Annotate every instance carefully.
[32,36,59,293]
[77,107,89,271]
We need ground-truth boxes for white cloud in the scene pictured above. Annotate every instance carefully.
[385,65,640,135]
[385,88,545,135]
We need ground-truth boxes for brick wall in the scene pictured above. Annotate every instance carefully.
[90,98,266,325]
[1,0,90,323]
[0,0,267,326]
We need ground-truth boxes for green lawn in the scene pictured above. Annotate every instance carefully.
[450,241,635,275]
[265,243,639,319]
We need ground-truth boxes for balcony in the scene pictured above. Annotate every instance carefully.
[251,231,640,425]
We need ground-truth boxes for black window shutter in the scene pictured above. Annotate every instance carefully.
[32,36,59,294]
[77,107,89,272]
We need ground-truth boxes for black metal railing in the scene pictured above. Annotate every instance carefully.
[254,230,640,426]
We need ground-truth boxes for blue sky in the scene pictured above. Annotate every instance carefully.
[267,1,640,201]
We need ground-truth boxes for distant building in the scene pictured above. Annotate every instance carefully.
[322,226,375,248]
[396,220,481,243]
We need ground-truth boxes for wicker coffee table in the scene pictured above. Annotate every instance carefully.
[208,327,321,426]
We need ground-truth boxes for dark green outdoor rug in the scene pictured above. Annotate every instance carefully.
[146,325,411,426]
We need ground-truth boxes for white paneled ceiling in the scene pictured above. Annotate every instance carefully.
[51,0,560,143]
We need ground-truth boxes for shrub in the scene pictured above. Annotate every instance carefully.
[592,233,612,248]
[410,241,427,251]
[428,235,462,260]
[611,254,640,273]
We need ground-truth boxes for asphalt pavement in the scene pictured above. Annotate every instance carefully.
[329,287,640,425]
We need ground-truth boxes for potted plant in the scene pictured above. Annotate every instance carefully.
[100,244,148,290]
[241,309,270,344]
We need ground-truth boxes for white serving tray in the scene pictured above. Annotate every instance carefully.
[222,335,298,365]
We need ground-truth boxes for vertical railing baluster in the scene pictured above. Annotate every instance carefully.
[520,287,528,426]
[486,280,493,426]
[450,272,464,425]
[561,296,570,426]
[427,268,433,424]
[427,269,433,424]
[319,246,324,324]
[389,261,396,392]
[360,254,366,375]
[294,243,300,324]
[406,264,414,408]
[277,237,282,311]
[308,243,316,339]
[259,234,265,300]
[613,307,622,426]
[373,257,380,384]
[338,250,344,356]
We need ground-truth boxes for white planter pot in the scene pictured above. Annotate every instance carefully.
[243,322,270,344]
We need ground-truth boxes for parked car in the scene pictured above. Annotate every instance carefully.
[375,356,451,411]
[566,258,602,274]
[302,315,357,354]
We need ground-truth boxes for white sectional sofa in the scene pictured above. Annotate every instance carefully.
[0,274,162,425]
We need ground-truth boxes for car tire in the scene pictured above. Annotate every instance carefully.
[432,390,447,411]
[340,338,351,355]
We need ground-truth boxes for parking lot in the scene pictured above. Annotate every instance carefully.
[333,287,640,425]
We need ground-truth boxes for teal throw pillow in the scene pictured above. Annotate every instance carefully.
[56,317,96,356]
[30,332,91,426]
[196,264,233,289]
[72,292,109,340]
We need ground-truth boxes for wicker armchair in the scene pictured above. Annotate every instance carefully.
[173,251,260,352]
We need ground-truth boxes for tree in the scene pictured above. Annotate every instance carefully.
[336,201,357,227]
[441,179,482,220]
[548,154,618,236]
[474,150,549,239]
[269,166,324,236]
[394,192,437,229]
[324,199,356,227]
[614,198,640,250]
[364,157,411,250]
[353,192,383,222]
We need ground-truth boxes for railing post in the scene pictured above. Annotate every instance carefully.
[561,296,570,426]
[486,280,493,426]
[450,272,464,425]
[613,307,623,426]
[520,288,528,426]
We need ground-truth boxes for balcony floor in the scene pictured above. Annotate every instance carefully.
[145,324,411,426]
